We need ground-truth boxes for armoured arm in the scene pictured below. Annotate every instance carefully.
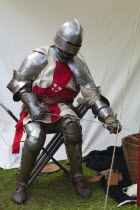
[7,51,49,120]
[7,51,48,101]
[69,56,121,134]
[92,96,122,134]
[81,84,121,133]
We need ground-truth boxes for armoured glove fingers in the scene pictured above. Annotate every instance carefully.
[28,101,50,121]
[104,115,122,134]
[20,88,50,121]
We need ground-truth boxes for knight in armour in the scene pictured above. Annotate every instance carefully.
[7,19,121,204]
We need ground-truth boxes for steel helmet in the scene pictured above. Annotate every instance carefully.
[54,19,83,55]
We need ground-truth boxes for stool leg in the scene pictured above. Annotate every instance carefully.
[28,137,64,186]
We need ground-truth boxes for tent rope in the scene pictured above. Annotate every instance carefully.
[103,6,140,210]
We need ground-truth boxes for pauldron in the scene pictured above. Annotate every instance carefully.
[7,52,48,101]
[67,56,95,87]
[7,70,30,101]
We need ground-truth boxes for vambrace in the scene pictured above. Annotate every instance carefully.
[92,97,122,134]
[20,88,38,106]
[98,106,114,122]
[92,97,113,122]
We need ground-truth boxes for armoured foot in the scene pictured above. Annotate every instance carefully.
[71,174,91,198]
[12,184,27,204]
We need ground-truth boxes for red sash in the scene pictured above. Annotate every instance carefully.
[12,111,28,154]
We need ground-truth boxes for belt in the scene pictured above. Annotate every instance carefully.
[38,95,73,106]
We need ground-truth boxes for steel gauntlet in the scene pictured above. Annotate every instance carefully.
[92,99,122,134]
[19,88,50,120]
[103,115,122,134]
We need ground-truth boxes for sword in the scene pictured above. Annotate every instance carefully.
[0,103,18,122]
[0,103,130,131]
[0,103,26,142]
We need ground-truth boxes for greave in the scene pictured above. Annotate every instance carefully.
[16,130,46,185]
[65,141,83,176]
[16,141,40,185]
[61,116,83,177]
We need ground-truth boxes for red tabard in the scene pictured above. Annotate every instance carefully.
[12,61,79,154]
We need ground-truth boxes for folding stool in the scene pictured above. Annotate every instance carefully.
[28,98,91,187]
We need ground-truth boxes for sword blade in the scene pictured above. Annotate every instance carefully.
[0,103,18,122]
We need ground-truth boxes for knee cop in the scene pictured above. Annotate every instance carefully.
[61,115,82,145]
[24,122,46,153]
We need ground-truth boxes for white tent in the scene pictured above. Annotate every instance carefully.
[0,0,140,169]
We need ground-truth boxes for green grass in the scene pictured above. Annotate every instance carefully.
[0,161,139,210]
